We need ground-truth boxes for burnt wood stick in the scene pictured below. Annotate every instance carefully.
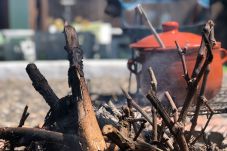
[121,106,131,138]
[191,41,205,78]
[18,105,29,127]
[190,101,214,145]
[133,121,146,141]
[191,20,214,78]
[175,41,190,83]
[103,125,163,151]
[146,92,174,134]
[178,35,213,123]
[178,21,214,124]
[152,106,158,141]
[190,95,214,145]
[189,66,210,139]
[0,127,79,147]
[148,67,158,141]
[63,25,106,150]
[26,63,59,110]
[146,92,189,151]
[164,91,178,123]
[195,33,213,84]
[121,93,178,147]
[126,93,138,134]
[121,88,153,126]
[148,67,157,92]
[64,25,83,100]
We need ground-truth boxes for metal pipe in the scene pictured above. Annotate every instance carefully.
[136,4,165,48]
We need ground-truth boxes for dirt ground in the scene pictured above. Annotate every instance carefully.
[0,73,226,129]
[0,77,136,127]
[0,79,69,127]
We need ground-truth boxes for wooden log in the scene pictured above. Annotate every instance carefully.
[63,25,106,151]
[0,127,79,147]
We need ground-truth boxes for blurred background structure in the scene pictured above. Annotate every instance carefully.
[0,0,227,61]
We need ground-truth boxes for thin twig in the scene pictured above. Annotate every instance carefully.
[190,110,213,145]
[148,67,158,141]
[189,66,210,140]
[146,92,189,151]
[152,107,158,141]
[18,105,29,127]
[121,88,153,126]
[126,93,138,134]
[148,67,157,92]
[191,41,205,78]
[175,41,190,83]
[164,91,178,123]
[133,121,146,141]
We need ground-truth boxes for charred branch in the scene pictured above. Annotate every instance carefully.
[103,125,162,151]
[18,105,29,127]
[178,20,215,124]
[0,127,79,147]
[121,88,153,126]
[26,63,59,111]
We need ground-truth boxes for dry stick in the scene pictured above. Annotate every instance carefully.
[121,106,131,138]
[26,63,59,111]
[194,34,213,87]
[146,92,189,151]
[18,105,29,127]
[103,125,163,151]
[192,42,205,78]
[148,68,173,149]
[164,91,178,123]
[190,97,214,145]
[189,66,210,140]
[175,41,190,82]
[152,107,158,141]
[121,88,153,126]
[148,67,158,141]
[121,88,174,150]
[123,89,174,150]
[148,67,157,92]
[133,121,146,141]
[126,94,138,134]
[146,93,175,135]
[178,21,214,124]
[191,20,215,78]
[10,106,30,151]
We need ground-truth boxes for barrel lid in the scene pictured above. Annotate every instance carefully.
[130,21,202,51]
